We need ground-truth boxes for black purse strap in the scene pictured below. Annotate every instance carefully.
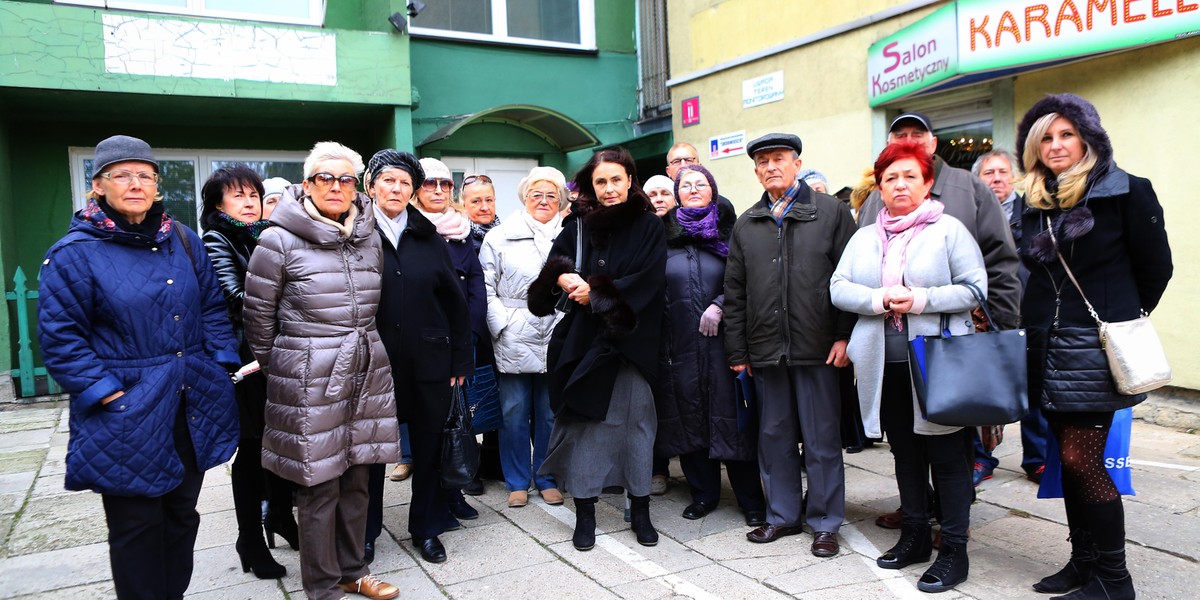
[961,282,995,332]
[574,219,585,274]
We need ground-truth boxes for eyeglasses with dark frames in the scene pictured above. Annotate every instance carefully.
[668,156,699,166]
[308,172,359,188]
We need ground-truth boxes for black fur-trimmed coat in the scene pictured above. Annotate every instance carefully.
[528,198,667,422]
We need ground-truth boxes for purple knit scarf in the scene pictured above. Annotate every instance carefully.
[676,203,728,257]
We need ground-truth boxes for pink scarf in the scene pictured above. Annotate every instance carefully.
[419,208,471,241]
[875,199,944,328]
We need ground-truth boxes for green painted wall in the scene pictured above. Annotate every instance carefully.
[408,0,641,176]
[0,0,412,106]
[0,108,12,375]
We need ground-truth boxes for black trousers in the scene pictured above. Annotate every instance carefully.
[880,362,973,546]
[677,450,765,512]
[366,380,457,542]
[101,414,204,600]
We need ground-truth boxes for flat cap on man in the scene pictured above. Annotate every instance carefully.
[747,133,802,159]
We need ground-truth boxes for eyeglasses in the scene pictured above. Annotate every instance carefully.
[308,172,359,188]
[422,178,454,192]
[98,170,160,186]
[678,183,710,194]
[526,192,559,203]
[462,174,492,187]
[668,156,699,167]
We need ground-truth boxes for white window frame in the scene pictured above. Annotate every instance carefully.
[55,0,326,27]
[69,147,309,230]
[410,0,596,51]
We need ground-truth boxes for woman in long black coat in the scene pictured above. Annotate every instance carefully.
[199,165,295,579]
[655,164,766,526]
[362,150,473,565]
[528,147,667,552]
[1017,94,1172,599]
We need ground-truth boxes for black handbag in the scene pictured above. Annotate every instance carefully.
[908,282,1029,427]
[465,362,502,434]
[440,383,480,489]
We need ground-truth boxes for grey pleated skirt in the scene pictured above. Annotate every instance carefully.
[539,363,657,498]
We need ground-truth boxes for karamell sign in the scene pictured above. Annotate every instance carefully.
[867,0,1200,106]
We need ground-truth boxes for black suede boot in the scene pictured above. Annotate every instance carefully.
[917,542,968,593]
[231,453,286,579]
[573,497,598,551]
[1034,495,1094,594]
[1052,500,1134,600]
[264,471,299,551]
[877,524,933,569]
[629,494,659,547]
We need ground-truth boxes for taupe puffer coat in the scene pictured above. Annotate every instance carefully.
[244,184,400,487]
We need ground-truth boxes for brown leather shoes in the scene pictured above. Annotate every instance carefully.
[811,531,839,557]
[389,463,411,482]
[875,507,903,529]
[541,488,564,505]
[339,574,399,600]
[746,523,804,543]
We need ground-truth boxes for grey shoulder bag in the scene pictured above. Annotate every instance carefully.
[1048,216,1171,395]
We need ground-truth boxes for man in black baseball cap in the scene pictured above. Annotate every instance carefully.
[887,112,936,154]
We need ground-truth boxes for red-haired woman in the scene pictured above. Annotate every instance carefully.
[830,142,987,593]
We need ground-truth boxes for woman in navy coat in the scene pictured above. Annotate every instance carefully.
[39,135,240,600]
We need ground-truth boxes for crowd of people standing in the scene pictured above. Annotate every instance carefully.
[37,91,1171,600]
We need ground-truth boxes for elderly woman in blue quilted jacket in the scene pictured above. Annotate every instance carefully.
[38,135,241,600]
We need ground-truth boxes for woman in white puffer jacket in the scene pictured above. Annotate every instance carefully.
[479,166,567,508]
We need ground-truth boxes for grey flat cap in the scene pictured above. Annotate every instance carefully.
[93,135,158,176]
[747,133,802,159]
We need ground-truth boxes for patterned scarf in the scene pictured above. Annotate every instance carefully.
[875,199,944,329]
[676,203,728,257]
[469,215,500,245]
[216,211,271,240]
[83,198,172,243]
[769,180,803,222]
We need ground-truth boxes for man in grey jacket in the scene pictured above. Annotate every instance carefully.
[724,133,857,558]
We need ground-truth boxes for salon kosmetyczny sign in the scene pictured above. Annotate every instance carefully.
[868,0,1200,106]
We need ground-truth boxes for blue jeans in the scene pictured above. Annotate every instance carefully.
[399,423,413,465]
[497,372,555,492]
[1020,400,1049,472]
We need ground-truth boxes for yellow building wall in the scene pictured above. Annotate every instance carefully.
[668,1,939,209]
[1014,37,1200,389]
[669,1,1197,389]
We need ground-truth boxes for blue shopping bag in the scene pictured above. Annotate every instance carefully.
[1037,408,1136,498]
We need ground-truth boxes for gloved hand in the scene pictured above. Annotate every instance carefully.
[698,304,723,337]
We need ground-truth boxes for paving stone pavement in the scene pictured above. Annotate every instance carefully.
[1,401,1197,599]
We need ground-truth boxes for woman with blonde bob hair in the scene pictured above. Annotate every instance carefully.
[1016,94,1171,600]
[480,166,568,508]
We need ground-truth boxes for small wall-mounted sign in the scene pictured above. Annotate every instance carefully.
[708,130,746,160]
[681,96,700,127]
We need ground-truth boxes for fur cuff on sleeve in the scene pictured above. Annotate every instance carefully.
[528,255,576,317]
[587,274,636,339]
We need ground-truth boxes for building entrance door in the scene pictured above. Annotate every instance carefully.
[442,157,539,220]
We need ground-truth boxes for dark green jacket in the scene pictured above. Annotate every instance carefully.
[724,182,857,367]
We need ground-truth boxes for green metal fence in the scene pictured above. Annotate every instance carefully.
[5,266,60,397]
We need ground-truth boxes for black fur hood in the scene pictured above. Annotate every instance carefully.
[1016,93,1114,177]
